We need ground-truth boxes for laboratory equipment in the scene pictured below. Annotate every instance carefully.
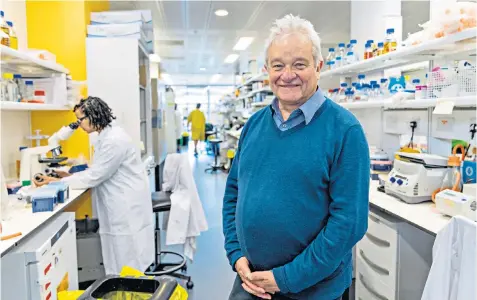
[23,80,34,101]
[370,149,392,180]
[377,42,384,56]
[34,90,46,103]
[349,39,358,60]
[27,129,50,147]
[338,43,346,59]
[435,189,476,221]
[335,56,343,68]
[46,181,70,203]
[385,152,448,204]
[384,28,397,53]
[346,51,356,65]
[1,213,79,300]
[338,82,348,102]
[78,275,187,300]
[326,48,335,65]
[345,90,354,103]
[328,60,335,70]
[364,43,372,59]
[0,11,9,47]
[19,123,78,184]
[415,85,428,99]
[6,21,17,50]
[31,188,57,212]
[3,73,18,102]
[432,145,465,201]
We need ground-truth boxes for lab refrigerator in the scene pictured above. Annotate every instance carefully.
[1,212,78,300]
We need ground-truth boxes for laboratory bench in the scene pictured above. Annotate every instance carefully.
[0,188,88,257]
[368,181,450,236]
[356,182,451,300]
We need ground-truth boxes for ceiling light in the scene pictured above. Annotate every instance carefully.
[200,67,206,71]
[149,54,161,62]
[210,74,222,83]
[215,9,228,17]
[224,54,239,64]
[233,37,254,51]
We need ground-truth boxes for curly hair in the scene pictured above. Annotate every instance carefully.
[73,96,116,131]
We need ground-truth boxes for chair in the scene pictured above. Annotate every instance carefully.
[205,138,223,173]
[144,191,194,289]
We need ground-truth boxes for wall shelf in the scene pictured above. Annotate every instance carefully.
[0,102,71,111]
[236,86,272,101]
[339,96,476,110]
[236,73,268,89]
[321,28,476,78]
[1,45,69,76]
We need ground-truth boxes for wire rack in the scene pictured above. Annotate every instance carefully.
[427,66,476,98]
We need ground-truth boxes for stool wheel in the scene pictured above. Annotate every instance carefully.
[181,265,187,272]
[186,280,194,289]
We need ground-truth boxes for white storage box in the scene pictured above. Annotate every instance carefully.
[90,10,144,25]
[87,23,151,43]
[22,75,67,106]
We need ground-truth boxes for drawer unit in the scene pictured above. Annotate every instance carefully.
[357,207,436,300]
[356,257,395,300]
[357,235,396,288]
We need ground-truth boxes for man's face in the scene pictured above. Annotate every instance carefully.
[266,33,320,106]
[74,109,94,133]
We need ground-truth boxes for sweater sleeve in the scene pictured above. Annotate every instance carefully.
[222,124,249,271]
[272,125,370,294]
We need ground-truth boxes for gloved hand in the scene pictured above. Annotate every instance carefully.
[33,175,60,187]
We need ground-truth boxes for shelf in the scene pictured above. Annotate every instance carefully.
[341,100,392,109]
[321,28,477,78]
[385,96,477,109]
[236,86,272,101]
[251,102,272,107]
[1,45,69,76]
[139,85,146,90]
[0,102,71,111]
[337,96,476,110]
[236,73,268,89]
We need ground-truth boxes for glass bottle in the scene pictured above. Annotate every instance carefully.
[6,21,17,50]
[326,48,335,65]
[0,11,10,47]
[377,42,384,56]
[384,28,397,53]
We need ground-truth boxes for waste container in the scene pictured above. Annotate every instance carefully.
[78,275,188,300]
[181,132,189,146]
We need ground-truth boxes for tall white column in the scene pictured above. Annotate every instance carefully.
[350,0,403,59]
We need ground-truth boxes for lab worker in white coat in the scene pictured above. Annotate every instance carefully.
[35,96,154,275]
[162,153,208,261]
[421,216,476,300]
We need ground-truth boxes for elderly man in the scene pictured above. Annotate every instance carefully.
[222,15,369,300]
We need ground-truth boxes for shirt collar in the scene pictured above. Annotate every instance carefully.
[270,88,326,124]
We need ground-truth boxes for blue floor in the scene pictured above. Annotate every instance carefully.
[161,148,236,299]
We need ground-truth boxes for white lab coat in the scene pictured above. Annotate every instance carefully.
[421,216,476,300]
[63,125,154,275]
[162,153,208,261]
[175,110,183,140]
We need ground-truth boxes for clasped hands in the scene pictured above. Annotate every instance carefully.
[235,257,280,299]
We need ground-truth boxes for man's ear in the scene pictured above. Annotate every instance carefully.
[317,60,323,72]
[263,64,269,73]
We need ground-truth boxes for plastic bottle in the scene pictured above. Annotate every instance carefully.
[349,39,359,61]
[377,42,384,56]
[332,88,340,102]
[364,43,373,60]
[346,52,356,65]
[338,43,346,60]
[328,61,335,70]
[24,80,34,101]
[338,82,348,102]
[358,74,366,87]
[380,78,389,97]
[326,48,335,65]
[384,28,397,53]
[6,21,17,50]
[407,79,421,91]
[335,56,343,68]
[2,73,16,101]
[367,39,378,57]
[0,11,10,47]
[345,90,354,103]
[13,74,22,101]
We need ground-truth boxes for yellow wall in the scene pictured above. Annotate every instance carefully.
[26,0,110,218]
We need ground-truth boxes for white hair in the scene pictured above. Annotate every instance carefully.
[265,14,323,67]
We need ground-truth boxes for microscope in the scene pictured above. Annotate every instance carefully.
[19,122,79,184]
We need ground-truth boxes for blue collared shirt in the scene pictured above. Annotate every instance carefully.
[270,88,326,131]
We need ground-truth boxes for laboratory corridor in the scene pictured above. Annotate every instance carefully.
[161,149,236,300]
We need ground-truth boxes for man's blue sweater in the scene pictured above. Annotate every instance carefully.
[223,98,370,299]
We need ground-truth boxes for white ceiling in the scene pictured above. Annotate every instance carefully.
[109,0,351,85]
